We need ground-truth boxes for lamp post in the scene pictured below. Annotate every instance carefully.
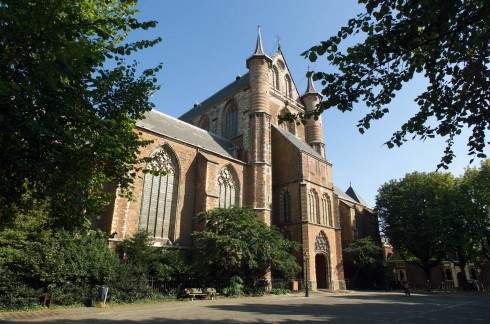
[392,267,397,289]
[304,252,310,297]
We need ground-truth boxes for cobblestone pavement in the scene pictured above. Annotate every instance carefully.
[1,290,489,323]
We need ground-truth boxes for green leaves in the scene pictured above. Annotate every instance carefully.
[377,162,490,276]
[193,207,300,288]
[343,237,381,268]
[0,0,162,230]
[308,52,317,62]
[301,0,490,169]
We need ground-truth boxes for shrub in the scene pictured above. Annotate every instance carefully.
[271,288,291,295]
[222,276,244,297]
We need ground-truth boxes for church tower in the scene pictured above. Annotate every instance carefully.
[301,75,326,158]
[246,27,273,224]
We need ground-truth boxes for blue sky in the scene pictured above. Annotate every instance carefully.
[129,0,483,207]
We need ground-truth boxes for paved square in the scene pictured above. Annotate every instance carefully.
[1,290,489,323]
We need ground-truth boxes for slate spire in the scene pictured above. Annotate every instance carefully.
[303,70,321,96]
[253,25,265,56]
[246,25,272,68]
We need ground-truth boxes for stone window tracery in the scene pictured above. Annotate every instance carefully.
[139,147,178,241]
[327,198,333,226]
[223,100,238,138]
[308,189,319,223]
[218,165,238,208]
[272,65,280,90]
[277,60,285,71]
[315,231,330,254]
[321,194,333,227]
[284,74,292,97]
[199,114,210,131]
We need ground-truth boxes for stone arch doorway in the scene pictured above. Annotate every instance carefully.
[315,254,328,289]
[314,231,331,289]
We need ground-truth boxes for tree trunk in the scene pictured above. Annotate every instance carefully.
[353,266,361,288]
[423,265,431,281]
[457,248,469,289]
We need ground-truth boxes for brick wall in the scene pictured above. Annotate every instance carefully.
[108,129,247,248]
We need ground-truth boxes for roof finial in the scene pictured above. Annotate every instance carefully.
[253,25,265,56]
[276,34,281,50]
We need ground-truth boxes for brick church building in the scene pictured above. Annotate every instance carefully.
[99,28,376,291]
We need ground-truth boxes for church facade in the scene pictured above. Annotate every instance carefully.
[101,29,375,291]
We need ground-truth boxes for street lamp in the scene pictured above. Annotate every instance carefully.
[392,267,397,289]
[304,252,310,297]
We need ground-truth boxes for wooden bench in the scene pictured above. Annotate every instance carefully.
[184,288,219,301]
[205,288,218,300]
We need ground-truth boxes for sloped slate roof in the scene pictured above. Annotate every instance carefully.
[333,185,358,205]
[178,73,250,121]
[136,110,235,158]
[303,75,321,97]
[346,185,369,207]
[272,125,324,160]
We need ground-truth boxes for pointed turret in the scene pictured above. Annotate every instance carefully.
[246,26,272,225]
[303,74,321,97]
[246,26,272,69]
[302,73,325,158]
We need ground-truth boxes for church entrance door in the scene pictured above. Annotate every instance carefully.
[315,254,328,289]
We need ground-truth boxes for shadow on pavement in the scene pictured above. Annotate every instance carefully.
[2,292,488,323]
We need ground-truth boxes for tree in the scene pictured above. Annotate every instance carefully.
[193,207,301,290]
[115,231,195,283]
[377,172,456,279]
[0,187,121,308]
[297,0,489,169]
[342,237,382,287]
[0,0,162,229]
[458,159,490,262]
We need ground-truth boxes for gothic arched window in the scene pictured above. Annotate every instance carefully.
[321,194,328,225]
[327,197,333,226]
[281,188,291,223]
[321,194,333,226]
[272,65,280,90]
[284,74,293,97]
[308,189,319,223]
[218,165,239,208]
[139,147,178,241]
[199,115,210,131]
[223,100,238,138]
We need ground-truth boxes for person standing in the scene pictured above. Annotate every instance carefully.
[403,280,411,296]
[426,279,433,294]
